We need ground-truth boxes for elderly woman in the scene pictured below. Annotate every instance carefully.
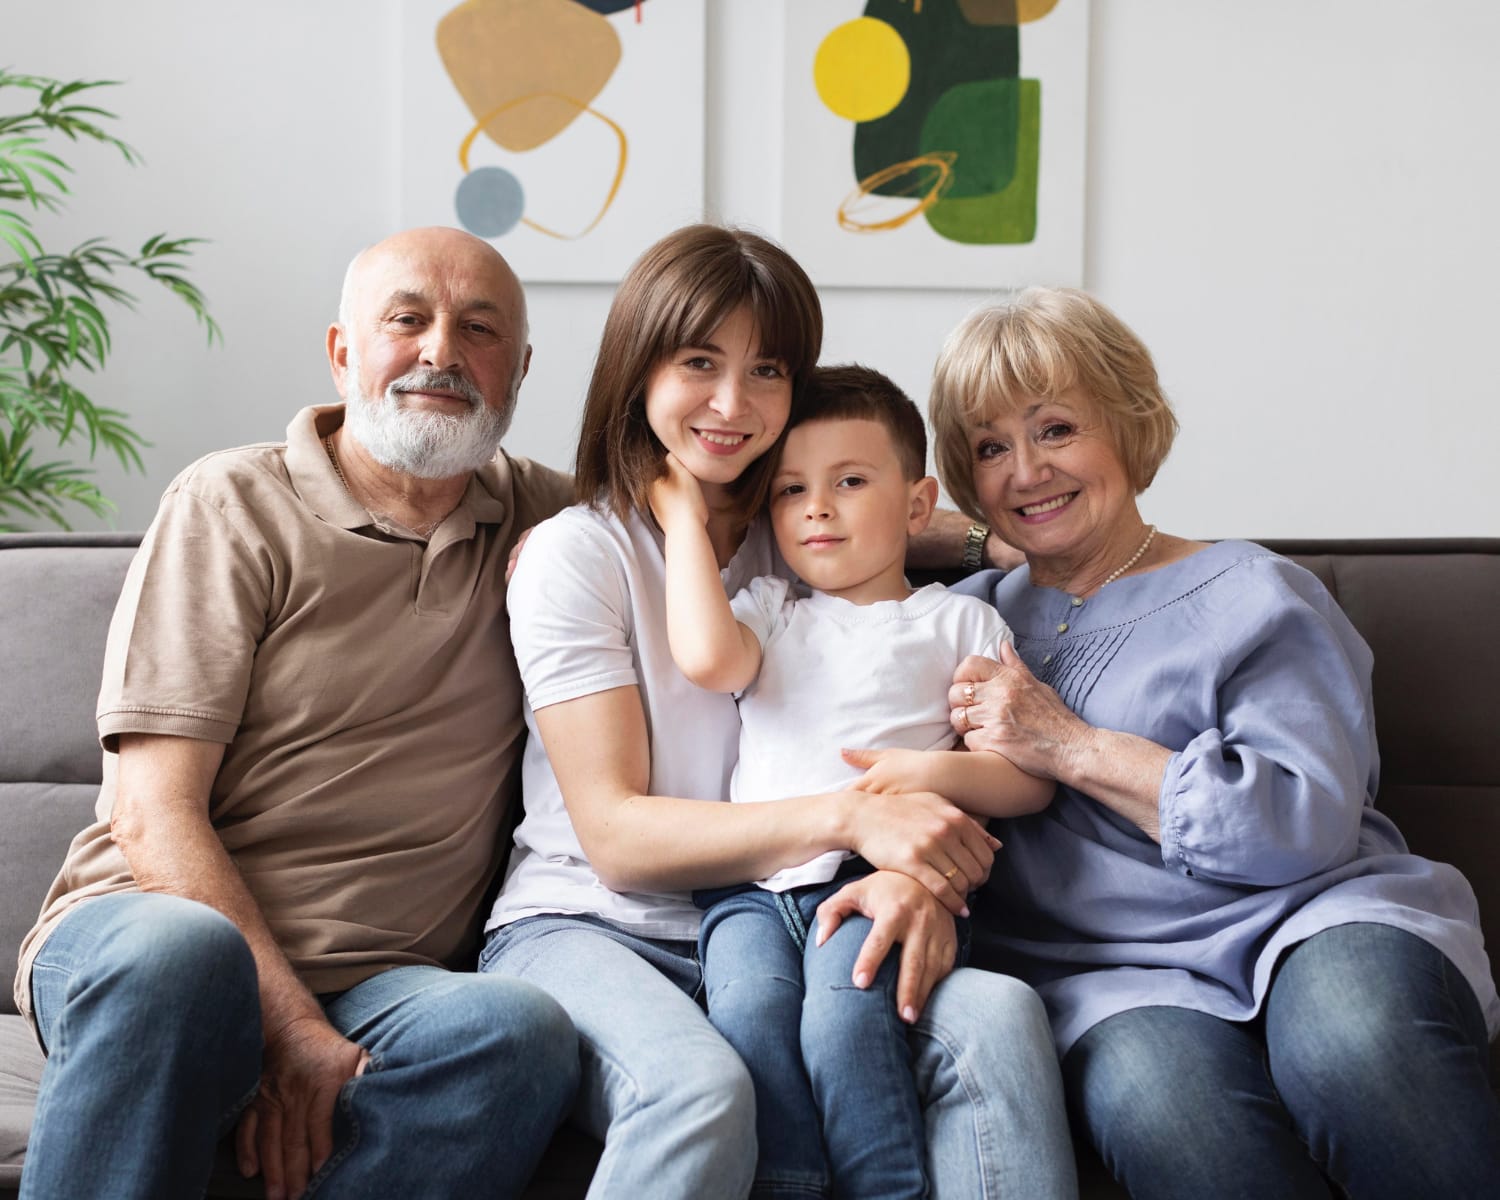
[923,288,1500,1199]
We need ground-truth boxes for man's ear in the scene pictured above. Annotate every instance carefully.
[907,476,940,535]
[327,324,350,397]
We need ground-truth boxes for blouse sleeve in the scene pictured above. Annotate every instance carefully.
[1156,560,1380,887]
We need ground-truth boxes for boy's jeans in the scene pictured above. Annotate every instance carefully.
[697,866,965,1199]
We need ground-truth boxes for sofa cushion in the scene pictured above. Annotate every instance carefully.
[0,784,101,1019]
[0,1016,43,1188]
[0,538,137,785]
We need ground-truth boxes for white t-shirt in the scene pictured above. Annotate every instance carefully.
[730,577,1012,892]
[487,505,780,938]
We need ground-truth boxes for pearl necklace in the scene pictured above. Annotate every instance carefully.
[1098,524,1156,589]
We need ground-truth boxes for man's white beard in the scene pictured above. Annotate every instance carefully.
[343,356,514,480]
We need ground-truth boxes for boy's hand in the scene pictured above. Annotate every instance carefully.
[843,746,933,795]
[648,453,709,530]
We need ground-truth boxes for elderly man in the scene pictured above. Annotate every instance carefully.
[13,227,579,1200]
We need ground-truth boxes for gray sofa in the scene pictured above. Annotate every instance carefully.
[3,531,1497,1199]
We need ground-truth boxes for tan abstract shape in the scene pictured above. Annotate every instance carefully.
[957,0,1061,25]
[437,0,621,153]
[459,93,628,239]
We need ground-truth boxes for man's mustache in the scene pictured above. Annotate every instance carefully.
[389,369,484,408]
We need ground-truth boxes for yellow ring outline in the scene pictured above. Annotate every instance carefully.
[458,93,628,241]
[836,152,956,233]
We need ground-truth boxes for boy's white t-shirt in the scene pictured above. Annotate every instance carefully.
[487,504,780,939]
[729,576,1012,892]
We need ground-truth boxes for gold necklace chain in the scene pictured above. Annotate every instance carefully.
[323,436,349,492]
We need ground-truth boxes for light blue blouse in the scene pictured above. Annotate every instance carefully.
[955,540,1499,1055]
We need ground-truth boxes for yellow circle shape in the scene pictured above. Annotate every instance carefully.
[814,18,910,123]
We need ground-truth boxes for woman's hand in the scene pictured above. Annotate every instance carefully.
[648,452,708,531]
[814,871,959,1023]
[835,788,998,914]
[950,642,1090,780]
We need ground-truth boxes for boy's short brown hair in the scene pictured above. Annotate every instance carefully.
[790,364,928,481]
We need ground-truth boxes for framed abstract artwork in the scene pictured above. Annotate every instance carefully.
[779,0,1090,288]
[397,0,705,282]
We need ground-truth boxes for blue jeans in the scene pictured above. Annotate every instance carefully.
[24,892,580,1200]
[480,913,759,1199]
[697,879,936,1198]
[1063,923,1500,1200]
[484,910,1078,1200]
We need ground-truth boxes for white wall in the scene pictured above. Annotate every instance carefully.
[10,0,1499,536]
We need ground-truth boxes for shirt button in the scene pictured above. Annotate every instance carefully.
[1043,654,1053,664]
[1056,622,1069,633]
[1071,597,1084,607]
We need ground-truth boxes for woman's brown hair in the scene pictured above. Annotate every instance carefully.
[575,225,823,521]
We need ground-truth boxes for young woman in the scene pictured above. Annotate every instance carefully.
[480,225,1076,1200]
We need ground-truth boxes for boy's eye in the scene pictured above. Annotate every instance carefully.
[837,475,866,489]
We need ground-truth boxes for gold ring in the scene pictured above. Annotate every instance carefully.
[943,866,959,881]
[957,706,971,734]
[963,682,976,706]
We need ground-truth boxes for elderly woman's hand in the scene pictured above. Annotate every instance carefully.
[949,641,1091,781]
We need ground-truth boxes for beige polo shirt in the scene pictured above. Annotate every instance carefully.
[14,404,572,1020]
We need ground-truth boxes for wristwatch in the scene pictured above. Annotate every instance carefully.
[962,522,989,572]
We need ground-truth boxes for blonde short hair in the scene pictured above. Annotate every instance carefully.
[929,287,1178,520]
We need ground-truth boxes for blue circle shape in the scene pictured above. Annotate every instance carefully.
[454,167,525,239]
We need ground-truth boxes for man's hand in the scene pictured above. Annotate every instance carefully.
[235,1015,369,1200]
[504,525,535,583]
[648,452,709,531]
[815,871,959,1023]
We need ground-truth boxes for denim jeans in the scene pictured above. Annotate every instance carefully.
[697,879,930,1198]
[480,913,759,1200]
[1063,923,1500,1200]
[483,910,1078,1200]
[24,892,580,1200]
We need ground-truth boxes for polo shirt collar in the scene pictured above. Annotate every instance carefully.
[285,404,513,535]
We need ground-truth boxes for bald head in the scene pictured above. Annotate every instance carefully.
[337,226,528,344]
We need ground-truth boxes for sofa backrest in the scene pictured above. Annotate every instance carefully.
[1260,539,1500,955]
[3,534,1497,1021]
[0,534,140,1016]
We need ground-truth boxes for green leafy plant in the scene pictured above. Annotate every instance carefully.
[0,69,218,530]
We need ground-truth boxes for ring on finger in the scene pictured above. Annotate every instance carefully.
[943,865,959,881]
[956,706,972,734]
[963,682,975,706]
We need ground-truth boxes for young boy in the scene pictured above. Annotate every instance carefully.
[651,364,1053,1199]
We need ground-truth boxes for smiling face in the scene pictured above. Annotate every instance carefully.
[968,389,1141,582]
[770,417,936,605]
[329,227,531,477]
[643,305,793,503]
